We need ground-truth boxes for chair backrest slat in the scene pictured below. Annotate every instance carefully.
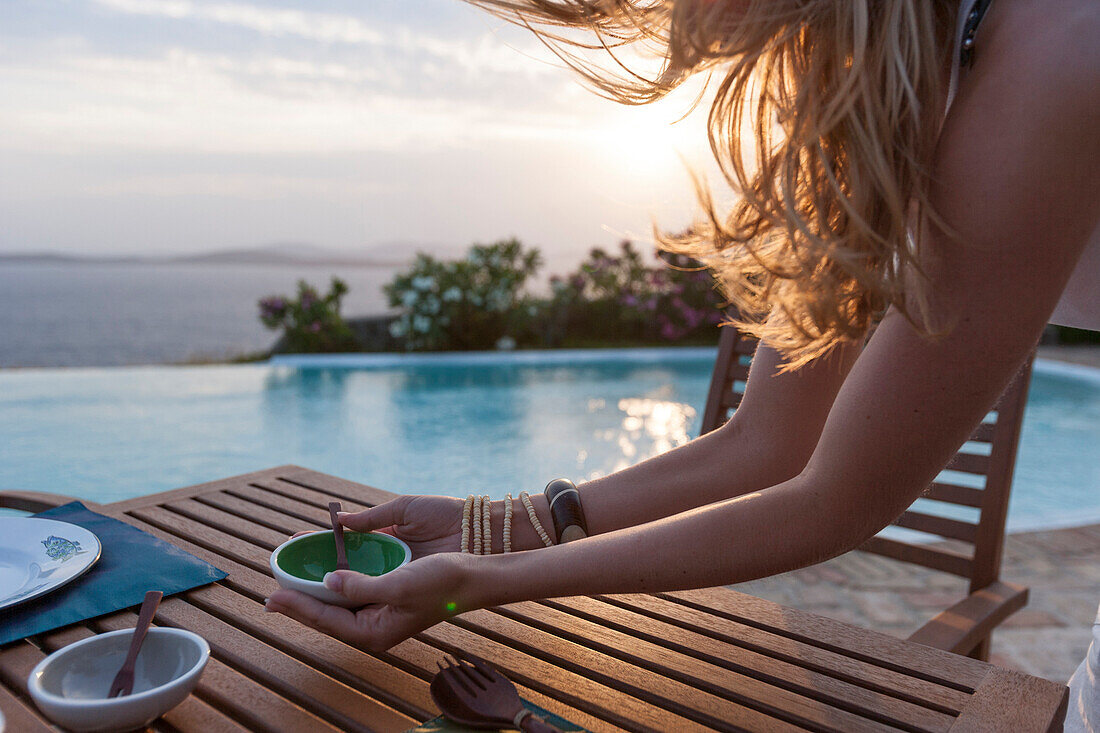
[860,536,974,578]
[892,511,978,544]
[924,482,984,508]
[699,327,1035,593]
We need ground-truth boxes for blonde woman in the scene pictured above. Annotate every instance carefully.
[266,0,1099,723]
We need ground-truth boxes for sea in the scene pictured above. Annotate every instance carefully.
[0,262,398,368]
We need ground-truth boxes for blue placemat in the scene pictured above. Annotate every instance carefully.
[0,502,226,646]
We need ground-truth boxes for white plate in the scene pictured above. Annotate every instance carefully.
[0,517,101,610]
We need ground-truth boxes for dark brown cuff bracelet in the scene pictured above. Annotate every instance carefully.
[544,478,588,543]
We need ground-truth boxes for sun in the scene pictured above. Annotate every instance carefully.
[593,91,715,188]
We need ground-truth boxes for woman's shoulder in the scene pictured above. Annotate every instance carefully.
[984,0,1100,83]
[953,0,1100,129]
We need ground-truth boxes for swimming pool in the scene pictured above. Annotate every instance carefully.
[1,349,1098,532]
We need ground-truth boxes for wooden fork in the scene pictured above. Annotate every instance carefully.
[435,654,562,733]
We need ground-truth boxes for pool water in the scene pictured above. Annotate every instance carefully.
[1,349,1098,532]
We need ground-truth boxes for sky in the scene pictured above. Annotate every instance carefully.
[0,0,720,268]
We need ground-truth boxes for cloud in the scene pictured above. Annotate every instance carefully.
[0,45,589,155]
[91,0,556,76]
[93,0,389,45]
[0,0,715,255]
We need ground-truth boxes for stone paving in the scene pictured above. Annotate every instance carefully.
[733,521,1100,685]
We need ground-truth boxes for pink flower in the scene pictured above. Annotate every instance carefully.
[309,321,322,333]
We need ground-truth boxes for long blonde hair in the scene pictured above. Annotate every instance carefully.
[465,0,958,368]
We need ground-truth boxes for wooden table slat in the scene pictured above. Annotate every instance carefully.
[380,636,621,733]
[152,596,418,733]
[186,583,437,720]
[509,598,957,732]
[591,593,971,714]
[162,498,291,551]
[252,478,373,514]
[278,469,398,507]
[658,588,991,690]
[948,668,1069,733]
[0,640,51,698]
[418,622,717,733]
[219,483,337,528]
[454,605,907,733]
[106,466,297,513]
[130,505,276,576]
[196,491,325,536]
[0,682,54,733]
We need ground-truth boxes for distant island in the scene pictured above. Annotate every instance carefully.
[0,241,459,269]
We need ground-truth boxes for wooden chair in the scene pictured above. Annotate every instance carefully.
[700,326,1034,661]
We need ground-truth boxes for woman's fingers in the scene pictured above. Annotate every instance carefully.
[265,589,363,640]
[265,587,408,651]
[337,496,410,532]
[323,569,402,607]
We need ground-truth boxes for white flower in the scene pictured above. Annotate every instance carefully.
[442,286,462,302]
[495,336,516,351]
[412,275,435,292]
[413,315,432,333]
[423,297,441,314]
[401,290,419,308]
[389,320,406,337]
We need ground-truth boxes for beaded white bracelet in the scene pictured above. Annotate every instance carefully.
[460,494,474,553]
[503,493,513,553]
[481,494,491,555]
[520,491,554,548]
[471,495,483,556]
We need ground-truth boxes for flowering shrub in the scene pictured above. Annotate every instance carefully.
[545,241,727,345]
[384,239,543,350]
[258,278,358,353]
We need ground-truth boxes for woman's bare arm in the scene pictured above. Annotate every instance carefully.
[494,337,861,552]
[573,338,861,534]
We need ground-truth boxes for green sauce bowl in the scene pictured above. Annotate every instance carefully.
[269,531,411,607]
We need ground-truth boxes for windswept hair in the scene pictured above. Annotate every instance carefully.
[464,0,958,368]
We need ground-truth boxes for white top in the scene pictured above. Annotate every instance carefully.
[1068,606,1100,732]
[947,0,1099,332]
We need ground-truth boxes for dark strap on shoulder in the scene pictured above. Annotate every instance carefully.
[960,0,995,68]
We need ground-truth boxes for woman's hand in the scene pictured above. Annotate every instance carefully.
[265,553,472,651]
[338,495,466,559]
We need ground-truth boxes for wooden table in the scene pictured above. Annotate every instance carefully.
[0,466,1069,732]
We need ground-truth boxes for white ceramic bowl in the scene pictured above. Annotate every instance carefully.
[270,530,412,607]
[28,627,209,733]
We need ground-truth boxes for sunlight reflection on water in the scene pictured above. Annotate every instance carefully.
[586,396,697,479]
